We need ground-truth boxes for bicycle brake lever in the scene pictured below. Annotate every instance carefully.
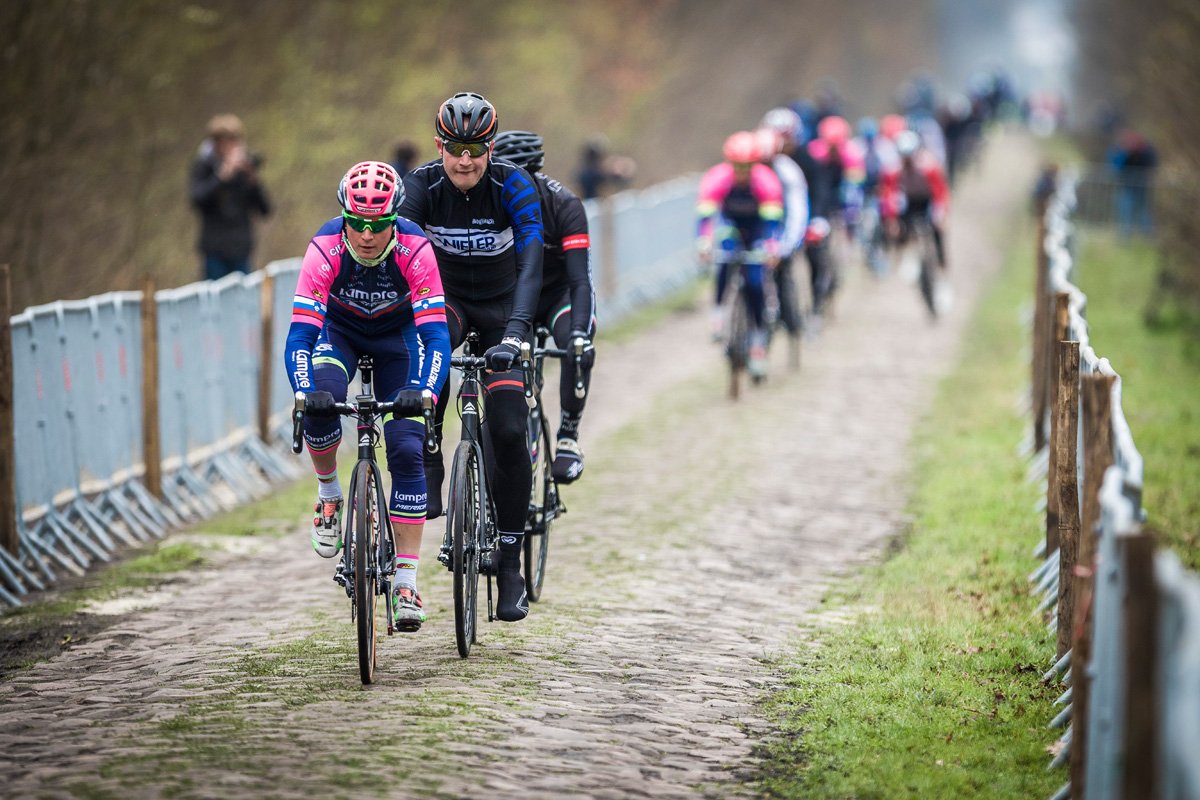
[291,391,305,454]
[572,338,587,399]
[421,389,438,454]
[520,342,535,409]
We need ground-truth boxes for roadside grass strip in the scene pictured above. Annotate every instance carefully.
[1072,228,1200,568]
[754,218,1063,799]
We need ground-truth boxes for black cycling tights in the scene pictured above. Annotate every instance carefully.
[427,299,531,535]
[544,301,594,420]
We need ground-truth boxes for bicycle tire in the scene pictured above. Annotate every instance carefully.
[448,440,481,658]
[917,226,938,318]
[352,461,379,684]
[727,295,749,399]
[524,411,552,601]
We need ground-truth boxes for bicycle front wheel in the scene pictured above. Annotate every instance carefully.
[352,461,380,684]
[726,287,750,399]
[524,410,552,602]
[447,441,482,658]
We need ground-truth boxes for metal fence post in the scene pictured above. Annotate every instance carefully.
[1055,339,1080,658]
[258,270,274,443]
[141,273,162,499]
[599,196,618,302]
[0,265,15,556]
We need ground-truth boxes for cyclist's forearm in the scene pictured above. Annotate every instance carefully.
[284,321,320,393]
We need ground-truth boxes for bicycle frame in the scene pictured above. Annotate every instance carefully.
[291,356,436,642]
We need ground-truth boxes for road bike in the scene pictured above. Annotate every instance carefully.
[519,326,573,602]
[718,253,776,398]
[291,355,435,684]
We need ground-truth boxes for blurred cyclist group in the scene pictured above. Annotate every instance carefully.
[696,70,1009,381]
[282,69,1016,632]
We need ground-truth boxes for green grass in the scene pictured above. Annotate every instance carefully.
[753,214,1063,799]
[1071,228,1200,567]
[754,171,1200,797]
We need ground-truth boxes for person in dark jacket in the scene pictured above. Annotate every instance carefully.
[189,114,271,281]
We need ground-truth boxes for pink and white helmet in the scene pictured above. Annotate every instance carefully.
[723,131,760,165]
[337,161,404,217]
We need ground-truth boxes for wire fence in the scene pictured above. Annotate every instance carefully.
[1025,178,1200,800]
[0,175,701,607]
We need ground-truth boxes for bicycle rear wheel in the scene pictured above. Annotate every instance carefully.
[448,440,481,658]
[351,461,380,684]
[524,411,552,602]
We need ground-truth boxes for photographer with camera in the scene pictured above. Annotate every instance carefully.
[189,113,272,281]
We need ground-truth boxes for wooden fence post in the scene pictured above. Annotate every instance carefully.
[0,265,16,556]
[258,271,274,443]
[1054,340,1080,658]
[1031,216,1049,451]
[1121,528,1159,800]
[141,273,162,499]
[1069,373,1115,798]
[1045,291,1071,555]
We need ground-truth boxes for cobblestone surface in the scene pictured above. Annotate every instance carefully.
[0,135,1033,799]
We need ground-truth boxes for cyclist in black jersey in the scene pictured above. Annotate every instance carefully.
[400,92,544,622]
[491,130,596,484]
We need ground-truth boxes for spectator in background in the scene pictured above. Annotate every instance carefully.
[189,114,271,281]
[575,136,636,200]
[391,139,418,178]
[1109,128,1158,239]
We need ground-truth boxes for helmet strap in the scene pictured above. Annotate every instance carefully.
[342,231,396,268]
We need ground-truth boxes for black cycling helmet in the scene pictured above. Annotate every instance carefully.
[435,92,498,144]
[491,130,544,173]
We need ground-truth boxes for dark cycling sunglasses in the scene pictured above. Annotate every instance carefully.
[342,212,397,234]
[440,138,491,158]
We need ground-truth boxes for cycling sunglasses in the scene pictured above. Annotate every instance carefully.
[440,138,491,158]
[342,212,397,233]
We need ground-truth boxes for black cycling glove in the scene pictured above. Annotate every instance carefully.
[483,337,522,373]
[570,330,596,370]
[305,390,336,416]
[393,388,424,418]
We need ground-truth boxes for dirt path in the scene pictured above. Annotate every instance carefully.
[0,133,1035,799]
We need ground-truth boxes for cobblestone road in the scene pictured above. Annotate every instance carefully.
[0,134,1034,799]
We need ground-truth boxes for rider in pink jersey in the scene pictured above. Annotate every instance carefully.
[284,160,451,632]
[696,131,784,379]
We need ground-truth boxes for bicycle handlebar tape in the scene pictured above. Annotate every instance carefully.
[520,342,536,410]
[291,391,306,454]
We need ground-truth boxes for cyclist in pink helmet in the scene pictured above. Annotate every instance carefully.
[697,132,784,379]
[284,160,451,632]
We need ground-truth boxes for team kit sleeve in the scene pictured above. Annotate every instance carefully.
[751,164,786,255]
[695,163,732,240]
[397,235,452,401]
[557,193,596,333]
[283,237,337,394]
[501,166,544,341]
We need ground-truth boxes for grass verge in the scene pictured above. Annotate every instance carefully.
[1071,228,1200,567]
[753,214,1063,798]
